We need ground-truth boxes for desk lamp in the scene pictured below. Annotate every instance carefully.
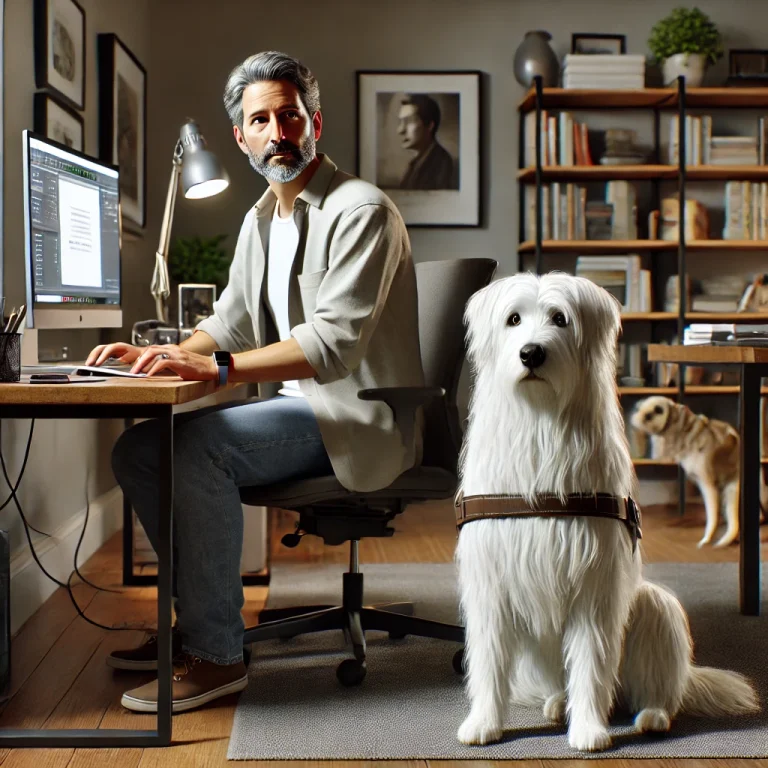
[150,120,229,323]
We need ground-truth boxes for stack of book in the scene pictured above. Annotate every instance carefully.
[575,254,651,312]
[711,136,758,165]
[522,110,592,166]
[562,54,645,89]
[723,181,768,239]
[668,115,768,166]
[683,323,768,345]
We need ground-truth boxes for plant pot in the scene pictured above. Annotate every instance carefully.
[514,30,559,88]
[662,53,706,87]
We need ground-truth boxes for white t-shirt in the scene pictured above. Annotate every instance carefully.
[267,204,303,397]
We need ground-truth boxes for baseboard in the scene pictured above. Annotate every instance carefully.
[9,486,123,635]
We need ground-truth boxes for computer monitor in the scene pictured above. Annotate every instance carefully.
[22,130,122,329]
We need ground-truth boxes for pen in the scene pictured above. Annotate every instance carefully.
[3,310,16,334]
[11,304,27,334]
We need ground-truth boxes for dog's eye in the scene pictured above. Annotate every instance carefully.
[654,405,664,414]
[552,312,567,327]
[507,313,521,326]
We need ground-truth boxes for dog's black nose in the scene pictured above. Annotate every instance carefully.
[520,344,546,370]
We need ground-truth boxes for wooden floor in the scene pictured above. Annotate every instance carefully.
[1,499,767,767]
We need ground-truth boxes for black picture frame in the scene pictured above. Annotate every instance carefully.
[34,0,85,111]
[33,91,84,152]
[728,49,768,80]
[571,33,627,55]
[356,70,483,228]
[97,33,147,229]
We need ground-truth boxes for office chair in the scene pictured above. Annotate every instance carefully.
[239,258,498,685]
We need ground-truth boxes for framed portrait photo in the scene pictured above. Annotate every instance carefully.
[571,34,627,55]
[97,33,147,229]
[34,92,84,152]
[356,70,482,228]
[34,0,86,111]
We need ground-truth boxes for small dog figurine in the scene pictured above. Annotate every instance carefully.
[631,395,767,548]
[456,272,759,752]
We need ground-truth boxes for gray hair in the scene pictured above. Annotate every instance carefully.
[223,51,321,130]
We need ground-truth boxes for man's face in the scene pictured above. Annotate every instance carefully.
[234,80,321,183]
[397,104,431,151]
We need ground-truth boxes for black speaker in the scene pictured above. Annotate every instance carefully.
[0,530,9,702]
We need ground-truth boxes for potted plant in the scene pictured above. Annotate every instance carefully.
[648,6,723,87]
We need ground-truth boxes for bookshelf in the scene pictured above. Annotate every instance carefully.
[518,76,768,503]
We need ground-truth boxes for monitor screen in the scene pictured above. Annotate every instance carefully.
[22,130,122,329]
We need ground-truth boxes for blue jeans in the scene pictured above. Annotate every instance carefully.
[111,395,333,665]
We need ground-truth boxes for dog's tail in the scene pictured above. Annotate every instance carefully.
[682,666,760,717]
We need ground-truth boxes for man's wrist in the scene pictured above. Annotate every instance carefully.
[212,350,232,385]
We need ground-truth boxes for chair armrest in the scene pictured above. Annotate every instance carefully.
[358,387,444,447]
[358,386,445,408]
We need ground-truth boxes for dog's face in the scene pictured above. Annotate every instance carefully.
[464,272,621,409]
[630,396,675,435]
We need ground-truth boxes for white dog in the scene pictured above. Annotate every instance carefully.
[455,272,759,752]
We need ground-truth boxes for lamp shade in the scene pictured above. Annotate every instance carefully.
[178,121,230,199]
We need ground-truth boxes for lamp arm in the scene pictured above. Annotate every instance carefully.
[150,142,183,323]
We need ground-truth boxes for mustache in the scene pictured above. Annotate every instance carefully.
[266,140,300,156]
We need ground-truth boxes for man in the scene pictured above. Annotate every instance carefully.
[397,94,459,191]
[86,51,424,713]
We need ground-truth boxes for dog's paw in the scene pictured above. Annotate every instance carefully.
[543,692,566,723]
[568,723,612,752]
[457,715,503,745]
[714,533,737,548]
[634,708,671,733]
[696,536,713,548]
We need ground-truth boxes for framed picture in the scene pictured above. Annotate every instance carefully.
[356,70,482,228]
[33,92,83,152]
[97,33,146,229]
[571,34,626,55]
[34,0,85,111]
[178,283,217,329]
[728,49,768,81]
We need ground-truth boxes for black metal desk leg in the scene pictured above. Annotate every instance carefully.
[122,417,137,586]
[156,407,174,742]
[739,366,761,616]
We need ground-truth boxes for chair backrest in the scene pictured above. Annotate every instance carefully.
[415,258,497,472]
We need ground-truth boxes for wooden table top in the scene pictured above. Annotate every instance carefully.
[647,344,768,364]
[0,377,244,406]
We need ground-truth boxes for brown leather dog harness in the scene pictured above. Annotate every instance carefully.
[454,492,643,552]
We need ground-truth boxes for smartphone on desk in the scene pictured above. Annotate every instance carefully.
[29,373,70,384]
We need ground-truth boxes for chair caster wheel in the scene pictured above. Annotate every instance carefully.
[336,658,367,686]
[452,648,465,675]
[389,632,406,640]
[243,644,252,666]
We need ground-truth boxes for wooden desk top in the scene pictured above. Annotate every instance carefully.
[647,344,768,364]
[0,377,244,406]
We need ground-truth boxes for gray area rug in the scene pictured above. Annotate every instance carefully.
[228,562,767,760]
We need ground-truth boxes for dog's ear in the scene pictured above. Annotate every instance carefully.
[464,283,496,365]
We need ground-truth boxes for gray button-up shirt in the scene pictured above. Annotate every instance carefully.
[196,154,425,491]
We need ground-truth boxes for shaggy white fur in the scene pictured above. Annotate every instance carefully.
[455,272,759,752]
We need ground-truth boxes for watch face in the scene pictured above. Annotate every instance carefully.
[214,351,231,365]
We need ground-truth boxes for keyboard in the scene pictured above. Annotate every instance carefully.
[21,363,147,378]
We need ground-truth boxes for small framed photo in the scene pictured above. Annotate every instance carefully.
[178,283,217,329]
[97,33,147,229]
[356,70,482,228]
[33,92,84,152]
[34,0,86,111]
[728,49,768,80]
[571,34,627,55]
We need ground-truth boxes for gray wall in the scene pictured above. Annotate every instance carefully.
[1,0,151,553]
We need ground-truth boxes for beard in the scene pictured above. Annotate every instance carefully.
[245,130,316,183]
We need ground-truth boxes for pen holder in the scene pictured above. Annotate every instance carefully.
[0,334,21,383]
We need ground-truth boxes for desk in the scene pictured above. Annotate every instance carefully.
[647,344,766,616]
[0,376,235,747]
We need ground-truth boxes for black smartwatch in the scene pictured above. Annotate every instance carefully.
[212,350,231,386]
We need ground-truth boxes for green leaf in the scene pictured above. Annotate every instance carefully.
[168,234,232,291]
[647,6,723,65]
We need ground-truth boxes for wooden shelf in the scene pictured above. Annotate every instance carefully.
[622,312,677,321]
[619,387,677,396]
[688,240,768,251]
[520,239,768,253]
[686,312,768,321]
[618,385,768,396]
[687,166,768,181]
[518,86,768,113]
[517,165,675,183]
[519,239,674,254]
[633,458,677,466]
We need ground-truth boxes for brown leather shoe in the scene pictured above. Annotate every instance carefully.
[120,653,248,713]
[106,628,182,671]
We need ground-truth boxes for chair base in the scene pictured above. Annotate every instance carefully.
[242,568,465,686]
